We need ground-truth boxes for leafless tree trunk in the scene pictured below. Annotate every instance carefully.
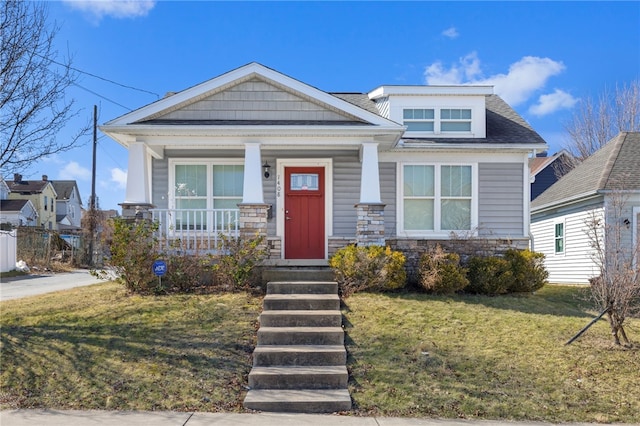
[584,189,640,346]
[562,80,640,163]
[1,0,89,174]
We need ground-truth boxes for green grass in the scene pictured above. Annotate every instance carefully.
[1,283,638,422]
[0,282,262,411]
[344,286,640,422]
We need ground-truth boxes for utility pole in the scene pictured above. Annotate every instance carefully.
[88,105,97,266]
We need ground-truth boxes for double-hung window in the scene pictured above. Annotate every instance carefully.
[440,108,471,132]
[402,164,473,233]
[403,108,435,132]
[403,108,472,134]
[554,222,565,254]
[173,162,243,231]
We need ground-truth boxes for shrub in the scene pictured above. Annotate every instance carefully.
[418,245,469,294]
[466,255,512,295]
[329,245,406,297]
[504,248,548,293]
[211,233,267,292]
[164,252,212,293]
[94,218,159,294]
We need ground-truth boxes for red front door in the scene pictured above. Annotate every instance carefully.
[284,167,325,259]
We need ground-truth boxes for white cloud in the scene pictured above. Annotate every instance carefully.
[529,89,578,116]
[63,0,156,21]
[424,53,567,106]
[110,168,127,189]
[442,27,459,39]
[58,161,91,180]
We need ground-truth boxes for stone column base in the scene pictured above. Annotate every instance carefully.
[355,203,386,246]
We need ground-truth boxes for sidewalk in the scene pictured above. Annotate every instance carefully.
[0,269,107,301]
[1,410,635,426]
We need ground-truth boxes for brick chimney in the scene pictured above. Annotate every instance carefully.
[13,173,22,183]
[42,175,48,181]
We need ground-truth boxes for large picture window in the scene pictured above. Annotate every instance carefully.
[402,164,473,233]
[172,161,243,230]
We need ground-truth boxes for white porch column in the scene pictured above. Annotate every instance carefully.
[242,142,264,203]
[360,142,381,203]
[124,142,151,204]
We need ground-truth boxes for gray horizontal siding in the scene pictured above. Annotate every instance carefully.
[380,162,396,236]
[478,163,524,237]
[332,154,360,237]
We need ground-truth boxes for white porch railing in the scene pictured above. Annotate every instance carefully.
[151,209,240,254]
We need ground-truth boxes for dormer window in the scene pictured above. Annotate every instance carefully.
[440,109,471,132]
[403,109,434,132]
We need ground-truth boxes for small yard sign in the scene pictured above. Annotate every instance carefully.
[152,260,167,277]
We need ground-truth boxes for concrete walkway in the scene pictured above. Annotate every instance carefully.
[2,410,630,426]
[0,269,108,301]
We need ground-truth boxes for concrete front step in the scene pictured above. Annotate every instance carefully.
[257,326,344,345]
[252,345,346,367]
[267,281,338,295]
[261,268,335,284]
[263,294,340,311]
[243,389,352,413]
[248,365,348,389]
[259,310,342,327]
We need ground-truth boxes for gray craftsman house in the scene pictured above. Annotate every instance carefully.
[100,63,547,265]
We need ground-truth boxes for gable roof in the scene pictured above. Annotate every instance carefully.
[104,62,399,134]
[532,132,640,211]
[1,199,34,213]
[7,179,54,195]
[529,150,572,176]
[51,181,82,205]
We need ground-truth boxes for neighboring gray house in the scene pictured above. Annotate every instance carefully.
[51,180,83,231]
[101,63,547,263]
[531,132,640,284]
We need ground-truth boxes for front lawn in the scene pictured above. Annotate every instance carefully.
[1,283,638,422]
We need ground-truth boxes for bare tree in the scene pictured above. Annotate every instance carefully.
[584,187,640,346]
[1,0,88,174]
[563,80,640,162]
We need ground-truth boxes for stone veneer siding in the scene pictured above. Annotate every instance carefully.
[355,203,386,246]
[238,203,269,241]
[387,237,530,284]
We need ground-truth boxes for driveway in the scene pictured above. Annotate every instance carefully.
[0,270,108,302]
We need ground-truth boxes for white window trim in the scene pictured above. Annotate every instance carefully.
[554,220,565,256]
[168,158,244,210]
[402,106,473,137]
[397,162,478,238]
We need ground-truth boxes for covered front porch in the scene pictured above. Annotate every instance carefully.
[123,140,393,261]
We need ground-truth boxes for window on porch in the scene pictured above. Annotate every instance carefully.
[172,162,243,231]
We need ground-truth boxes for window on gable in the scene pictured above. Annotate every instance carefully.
[440,108,471,132]
[402,164,473,233]
[403,109,434,132]
[173,162,243,230]
[554,222,565,254]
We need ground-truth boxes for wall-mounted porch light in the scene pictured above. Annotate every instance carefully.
[263,161,271,179]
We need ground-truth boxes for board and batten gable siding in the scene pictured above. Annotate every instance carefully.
[531,205,603,284]
[478,163,524,237]
[156,79,358,122]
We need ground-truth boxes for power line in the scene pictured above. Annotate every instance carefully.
[73,83,132,111]
[38,52,161,99]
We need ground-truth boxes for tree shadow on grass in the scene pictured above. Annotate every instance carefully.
[0,314,257,411]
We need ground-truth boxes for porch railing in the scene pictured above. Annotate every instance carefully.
[151,208,240,254]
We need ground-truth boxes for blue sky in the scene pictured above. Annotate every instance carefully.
[20,1,640,211]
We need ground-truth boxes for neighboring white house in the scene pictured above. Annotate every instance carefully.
[100,63,547,266]
[51,180,83,231]
[531,132,640,284]
[0,177,38,227]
